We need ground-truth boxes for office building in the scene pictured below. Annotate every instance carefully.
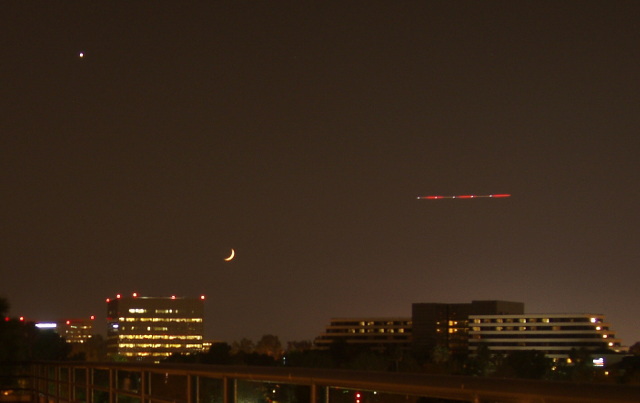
[315,317,412,352]
[412,301,524,355]
[468,313,623,361]
[106,294,204,361]
[58,318,95,344]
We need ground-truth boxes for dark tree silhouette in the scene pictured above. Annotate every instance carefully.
[497,350,552,380]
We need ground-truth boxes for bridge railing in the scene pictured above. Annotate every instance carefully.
[8,362,640,403]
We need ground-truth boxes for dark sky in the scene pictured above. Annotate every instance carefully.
[2,2,639,345]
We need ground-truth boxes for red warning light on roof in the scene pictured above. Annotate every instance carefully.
[116,294,121,299]
[90,315,95,320]
[200,295,206,300]
[171,295,176,300]
[133,292,138,298]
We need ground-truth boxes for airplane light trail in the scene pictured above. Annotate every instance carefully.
[417,194,511,200]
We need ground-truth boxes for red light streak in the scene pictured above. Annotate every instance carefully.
[417,194,511,200]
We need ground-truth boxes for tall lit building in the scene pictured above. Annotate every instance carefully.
[468,313,623,361]
[106,294,205,361]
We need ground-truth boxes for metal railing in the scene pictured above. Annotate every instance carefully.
[4,362,640,403]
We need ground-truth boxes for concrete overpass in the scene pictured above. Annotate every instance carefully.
[2,362,639,402]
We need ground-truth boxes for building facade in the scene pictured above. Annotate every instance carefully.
[106,294,204,361]
[468,313,623,361]
[58,318,95,344]
[314,317,412,352]
[35,317,95,344]
[411,301,524,355]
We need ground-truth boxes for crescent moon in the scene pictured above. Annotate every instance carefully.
[224,249,235,261]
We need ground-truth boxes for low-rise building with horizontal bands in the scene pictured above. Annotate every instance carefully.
[106,293,205,361]
[314,317,412,352]
[468,313,623,361]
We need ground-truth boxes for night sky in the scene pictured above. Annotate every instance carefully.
[2,2,639,345]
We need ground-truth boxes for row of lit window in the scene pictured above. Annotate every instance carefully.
[118,326,170,332]
[119,317,203,322]
[471,332,617,338]
[118,335,202,340]
[119,343,203,349]
[127,309,184,314]
[435,327,466,333]
[122,352,171,357]
[472,326,614,334]
[472,317,603,324]
[345,328,407,334]
[117,326,169,332]
[469,341,618,348]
